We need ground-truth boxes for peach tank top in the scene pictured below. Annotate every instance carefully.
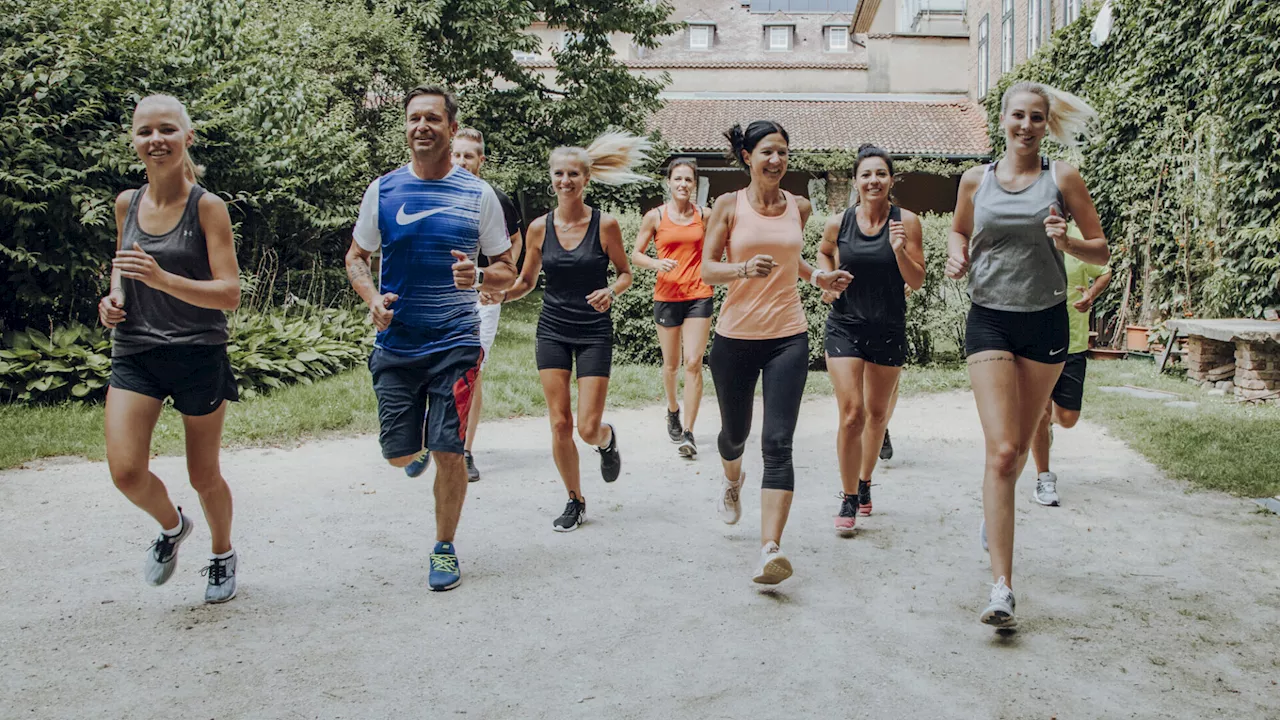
[714,190,808,340]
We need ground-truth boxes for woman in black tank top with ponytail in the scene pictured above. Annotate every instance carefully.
[497,132,647,532]
[816,144,924,536]
[97,95,242,604]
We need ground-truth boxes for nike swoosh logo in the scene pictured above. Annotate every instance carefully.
[1050,348,1064,356]
[1054,290,1066,296]
[395,205,454,225]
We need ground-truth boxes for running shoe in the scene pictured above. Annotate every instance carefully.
[404,450,431,478]
[752,542,793,585]
[717,473,743,525]
[1033,471,1059,506]
[879,428,894,460]
[144,508,193,586]
[834,492,858,536]
[428,541,461,591]
[464,451,481,483]
[677,431,697,458]
[202,551,238,604]
[597,424,621,483]
[666,409,682,443]
[980,519,988,553]
[553,493,586,532]
[857,479,873,517]
[981,576,1017,629]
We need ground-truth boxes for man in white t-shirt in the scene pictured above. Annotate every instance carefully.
[344,84,516,592]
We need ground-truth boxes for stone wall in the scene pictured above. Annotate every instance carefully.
[1235,341,1280,402]
[1184,336,1235,383]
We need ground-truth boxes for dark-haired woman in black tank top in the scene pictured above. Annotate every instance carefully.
[97,95,242,603]
[817,145,923,536]
[496,134,646,532]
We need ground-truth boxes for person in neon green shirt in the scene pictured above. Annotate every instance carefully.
[1030,224,1112,507]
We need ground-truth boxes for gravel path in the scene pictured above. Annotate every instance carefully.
[3,391,1278,719]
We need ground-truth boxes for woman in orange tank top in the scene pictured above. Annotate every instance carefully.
[631,158,714,458]
[700,121,852,586]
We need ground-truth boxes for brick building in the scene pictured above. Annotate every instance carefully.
[965,0,1093,101]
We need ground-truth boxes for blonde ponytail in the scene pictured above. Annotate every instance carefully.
[551,130,653,186]
[1001,82,1097,146]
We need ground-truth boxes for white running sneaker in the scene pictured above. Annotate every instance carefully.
[752,542,793,585]
[1033,471,1060,506]
[717,472,744,525]
[981,576,1017,628]
[144,509,193,586]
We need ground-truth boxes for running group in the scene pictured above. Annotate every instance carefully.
[98,80,1111,631]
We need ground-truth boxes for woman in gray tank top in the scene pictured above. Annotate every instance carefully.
[96,95,243,604]
[946,82,1111,631]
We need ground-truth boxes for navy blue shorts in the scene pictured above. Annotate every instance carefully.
[109,344,238,416]
[369,345,482,459]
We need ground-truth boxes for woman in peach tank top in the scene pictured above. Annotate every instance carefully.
[700,121,852,586]
[632,159,714,459]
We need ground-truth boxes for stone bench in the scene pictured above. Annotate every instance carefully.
[1166,319,1280,402]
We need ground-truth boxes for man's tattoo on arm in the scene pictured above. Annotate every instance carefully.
[347,259,372,285]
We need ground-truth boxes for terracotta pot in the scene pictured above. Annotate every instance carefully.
[1125,325,1150,352]
[1088,348,1128,361]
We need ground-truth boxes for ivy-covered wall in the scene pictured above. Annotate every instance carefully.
[987,0,1280,330]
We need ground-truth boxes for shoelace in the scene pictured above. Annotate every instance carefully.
[149,531,179,563]
[990,577,1013,603]
[1040,479,1057,494]
[724,481,740,504]
[837,492,858,516]
[201,557,230,586]
[858,481,873,504]
[430,553,459,574]
[560,498,583,520]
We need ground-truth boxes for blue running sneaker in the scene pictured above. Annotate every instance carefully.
[429,541,461,591]
[405,451,431,478]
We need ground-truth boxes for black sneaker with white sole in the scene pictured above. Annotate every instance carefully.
[464,451,481,483]
[665,409,682,443]
[598,424,621,483]
[553,493,586,532]
[677,430,697,458]
[879,429,894,460]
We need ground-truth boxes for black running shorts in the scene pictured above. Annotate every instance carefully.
[824,320,907,367]
[369,345,482,459]
[653,297,714,328]
[1050,351,1087,411]
[535,334,612,378]
[964,302,1069,365]
[109,344,238,416]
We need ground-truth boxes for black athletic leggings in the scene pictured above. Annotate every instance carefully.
[708,332,809,492]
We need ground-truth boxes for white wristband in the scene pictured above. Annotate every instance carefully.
[809,271,826,289]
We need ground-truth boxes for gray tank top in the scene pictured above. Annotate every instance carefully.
[112,184,229,357]
[968,157,1067,312]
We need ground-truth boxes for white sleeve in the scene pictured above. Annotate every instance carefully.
[353,179,381,252]
[477,183,512,258]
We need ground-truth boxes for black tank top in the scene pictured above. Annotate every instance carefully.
[829,204,906,330]
[112,184,229,357]
[537,208,611,341]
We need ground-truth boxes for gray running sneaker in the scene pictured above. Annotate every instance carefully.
[717,473,743,525]
[144,509,193,586]
[981,576,1017,629]
[677,431,697,458]
[1033,472,1060,506]
[202,552,238,604]
[464,451,481,483]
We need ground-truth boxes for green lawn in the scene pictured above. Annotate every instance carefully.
[4,304,1277,501]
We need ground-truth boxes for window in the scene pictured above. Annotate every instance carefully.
[768,25,791,50]
[827,26,849,51]
[1001,0,1014,73]
[689,25,712,50]
[513,50,539,62]
[558,31,582,50]
[977,14,990,99]
[1065,0,1081,24]
[1027,0,1043,55]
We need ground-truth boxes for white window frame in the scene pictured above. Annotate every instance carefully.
[1027,0,1043,55]
[768,25,791,51]
[689,25,712,50]
[1001,0,1014,73]
[977,14,990,99]
[513,50,539,62]
[828,26,849,51]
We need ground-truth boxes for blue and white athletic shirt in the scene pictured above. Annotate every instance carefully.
[353,165,511,358]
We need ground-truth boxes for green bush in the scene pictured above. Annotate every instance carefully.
[610,208,967,368]
[0,305,374,404]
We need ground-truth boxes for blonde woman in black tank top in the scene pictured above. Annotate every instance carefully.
[98,95,242,604]
[816,145,923,536]
[947,83,1110,630]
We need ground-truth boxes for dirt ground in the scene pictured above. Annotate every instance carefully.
[2,391,1278,719]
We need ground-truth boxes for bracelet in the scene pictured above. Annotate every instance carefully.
[809,270,826,289]
[608,287,617,300]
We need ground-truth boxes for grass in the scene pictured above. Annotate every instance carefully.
[5,301,1277,499]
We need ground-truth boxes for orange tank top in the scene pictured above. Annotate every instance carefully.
[715,190,808,340]
[654,204,714,302]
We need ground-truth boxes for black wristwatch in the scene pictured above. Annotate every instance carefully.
[474,267,485,289]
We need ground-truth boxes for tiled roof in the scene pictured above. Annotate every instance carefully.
[519,58,867,70]
[650,98,991,156]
